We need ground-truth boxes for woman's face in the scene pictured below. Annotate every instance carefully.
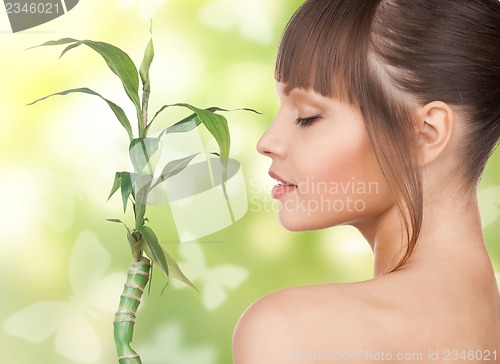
[257,82,393,231]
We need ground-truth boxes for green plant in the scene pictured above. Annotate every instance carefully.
[29,25,256,364]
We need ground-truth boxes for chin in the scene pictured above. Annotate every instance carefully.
[278,213,334,232]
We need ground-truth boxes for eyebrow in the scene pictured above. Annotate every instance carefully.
[278,82,326,107]
[289,88,323,106]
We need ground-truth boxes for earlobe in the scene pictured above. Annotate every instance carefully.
[417,101,455,166]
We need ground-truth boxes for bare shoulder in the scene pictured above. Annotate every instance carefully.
[232,274,500,364]
[232,288,296,364]
[232,280,397,364]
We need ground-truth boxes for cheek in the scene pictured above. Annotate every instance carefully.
[304,131,373,187]
[329,137,391,215]
[291,131,392,227]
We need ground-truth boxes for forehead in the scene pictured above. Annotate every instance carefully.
[276,81,312,96]
[276,81,329,104]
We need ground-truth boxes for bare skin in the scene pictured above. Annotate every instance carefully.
[232,83,500,364]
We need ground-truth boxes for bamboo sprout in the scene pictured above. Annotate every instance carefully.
[29,26,258,363]
[114,257,151,364]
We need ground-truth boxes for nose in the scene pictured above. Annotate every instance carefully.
[256,114,287,159]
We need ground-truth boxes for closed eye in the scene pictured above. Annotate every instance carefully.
[295,115,322,128]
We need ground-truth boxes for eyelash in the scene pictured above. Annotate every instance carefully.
[295,115,322,128]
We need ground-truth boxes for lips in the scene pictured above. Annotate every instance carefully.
[269,170,297,199]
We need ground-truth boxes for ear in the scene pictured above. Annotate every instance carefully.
[416,101,455,166]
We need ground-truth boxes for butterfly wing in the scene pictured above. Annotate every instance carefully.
[171,243,206,289]
[3,301,68,343]
[61,231,121,362]
[69,231,111,301]
[202,265,248,311]
[137,323,217,364]
[88,272,126,313]
[55,310,101,363]
[170,244,248,309]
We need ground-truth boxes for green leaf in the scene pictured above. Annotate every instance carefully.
[59,42,81,58]
[129,138,160,173]
[28,37,75,48]
[138,226,169,278]
[151,106,260,129]
[76,41,141,116]
[152,153,200,189]
[132,173,154,201]
[28,87,133,141]
[106,218,132,235]
[184,104,230,159]
[148,106,260,137]
[120,172,133,213]
[151,106,219,134]
[151,104,230,159]
[139,23,154,138]
[32,38,142,125]
[161,245,198,291]
[108,172,123,200]
[139,22,154,93]
[166,116,200,134]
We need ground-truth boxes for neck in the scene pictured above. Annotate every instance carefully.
[356,187,494,279]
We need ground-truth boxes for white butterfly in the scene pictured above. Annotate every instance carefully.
[3,231,124,363]
[199,0,273,44]
[137,322,217,364]
[478,185,500,228]
[172,243,248,311]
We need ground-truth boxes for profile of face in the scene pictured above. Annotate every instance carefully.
[254,0,499,272]
[257,82,393,232]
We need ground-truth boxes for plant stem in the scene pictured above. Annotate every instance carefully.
[135,202,147,230]
[220,159,235,223]
[140,89,150,138]
[114,257,151,364]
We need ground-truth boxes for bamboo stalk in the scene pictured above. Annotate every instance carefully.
[114,258,151,364]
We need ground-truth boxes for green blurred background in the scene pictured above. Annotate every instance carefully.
[0,1,498,363]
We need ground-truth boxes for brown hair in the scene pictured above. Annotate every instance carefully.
[275,0,500,272]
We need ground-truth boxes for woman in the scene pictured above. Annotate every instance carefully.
[233,0,500,363]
